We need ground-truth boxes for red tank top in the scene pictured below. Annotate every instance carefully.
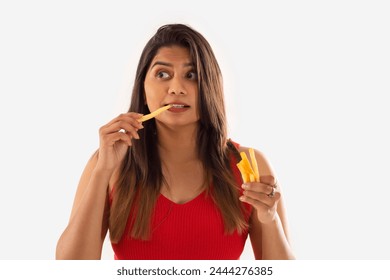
[110,143,252,260]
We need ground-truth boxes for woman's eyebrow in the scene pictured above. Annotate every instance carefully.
[151,61,172,68]
[150,61,194,69]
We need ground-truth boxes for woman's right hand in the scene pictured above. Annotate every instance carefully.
[95,112,144,173]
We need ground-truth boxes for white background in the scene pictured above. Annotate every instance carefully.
[0,0,389,260]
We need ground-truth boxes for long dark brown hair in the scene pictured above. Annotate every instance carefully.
[109,23,248,243]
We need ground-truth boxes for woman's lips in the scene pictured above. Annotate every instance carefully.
[166,103,190,112]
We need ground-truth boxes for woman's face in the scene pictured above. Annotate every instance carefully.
[143,45,199,128]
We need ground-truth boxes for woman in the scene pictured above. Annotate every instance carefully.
[56,23,295,260]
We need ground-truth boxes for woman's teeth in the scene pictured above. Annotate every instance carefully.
[171,104,188,108]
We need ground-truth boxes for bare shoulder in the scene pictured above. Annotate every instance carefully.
[238,145,275,177]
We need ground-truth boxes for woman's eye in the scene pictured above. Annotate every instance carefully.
[186,71,197,80]
[156,71,170,79]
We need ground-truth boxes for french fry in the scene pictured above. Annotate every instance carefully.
[237,161,250,183]
[236,148,260,183]
[239,152,255,176]
[249,148,260,182]
[138,104,172,122]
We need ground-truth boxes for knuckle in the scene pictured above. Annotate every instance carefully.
[118,120,129,129]
[99,126,106,134]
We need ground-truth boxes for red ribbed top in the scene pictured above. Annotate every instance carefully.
[110,143,252,260]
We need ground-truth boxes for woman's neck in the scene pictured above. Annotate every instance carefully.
[156,123,199,163]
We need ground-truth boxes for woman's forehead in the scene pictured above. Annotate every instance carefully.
[152,46,192,64]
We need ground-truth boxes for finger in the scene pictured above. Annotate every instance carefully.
[101,120,142,139]
[242,182,274,195]
[112,117,144,131]
[124,129,140,141]
[116,121,141,140]
[104,113,144,128]
[242,190,280,207]
[120,115,145,129]
[239,195,272,210]
[117,128,139,142]
[102,131,132,146]
[100,125,139,142]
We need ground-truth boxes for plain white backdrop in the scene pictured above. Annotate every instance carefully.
[0,0,389,260]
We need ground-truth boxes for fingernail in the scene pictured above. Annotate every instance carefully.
[239,196,245,201]
[242,184,249,190]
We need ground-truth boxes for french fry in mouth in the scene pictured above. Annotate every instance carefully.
[138,104,172,122]
[236,148,260,183]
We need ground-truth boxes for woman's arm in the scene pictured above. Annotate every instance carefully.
[239,147,295,260]
[249,184,295,259]
[55,152,111,259]
[56,112,143,259]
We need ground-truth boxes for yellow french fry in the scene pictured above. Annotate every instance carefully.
[236,162,250,183]
[249,148,260,182]
[236,148,260,183]
[239,152,254,176]
[138,104,172,122]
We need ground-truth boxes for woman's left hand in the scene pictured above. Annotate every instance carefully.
[239,175,280,224]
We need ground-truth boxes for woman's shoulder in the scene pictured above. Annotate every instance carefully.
[229,139,264,156]
[237,144,263,156]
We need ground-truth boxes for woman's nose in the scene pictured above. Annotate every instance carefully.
[168,77,186,95]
